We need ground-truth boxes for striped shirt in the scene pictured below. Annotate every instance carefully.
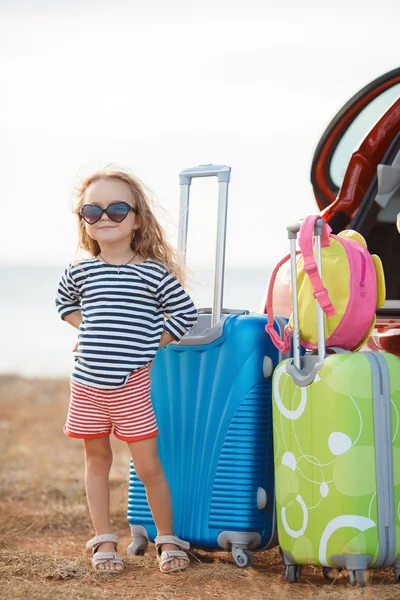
[55,258,198,388]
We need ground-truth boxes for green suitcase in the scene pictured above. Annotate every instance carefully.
[272,219,400,587]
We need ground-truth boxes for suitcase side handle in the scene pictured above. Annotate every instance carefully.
[178,164,231,327]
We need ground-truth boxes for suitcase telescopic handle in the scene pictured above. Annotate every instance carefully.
[178,164,231,327]
[179,164,231,184]
[288,218,326,370]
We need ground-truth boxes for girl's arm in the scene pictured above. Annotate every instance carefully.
[158,330,175,348]
[157,271,198,342]
[64,310,82,329]
[55,265,83,320]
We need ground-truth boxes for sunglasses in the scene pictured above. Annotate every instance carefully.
[80,202,139,225]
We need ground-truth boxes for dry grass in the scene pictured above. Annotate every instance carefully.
[1,375,400,600]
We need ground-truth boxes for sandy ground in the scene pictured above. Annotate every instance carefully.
[1,375,399,600]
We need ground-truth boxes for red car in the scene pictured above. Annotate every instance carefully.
[269,67,400,355]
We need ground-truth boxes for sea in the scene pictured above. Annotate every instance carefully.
[0,264,273,378]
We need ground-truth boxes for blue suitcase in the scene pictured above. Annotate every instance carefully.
[127,165,287,566]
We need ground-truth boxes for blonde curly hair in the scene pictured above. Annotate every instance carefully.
[74,167,185,284]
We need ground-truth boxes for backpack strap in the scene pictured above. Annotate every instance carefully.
[298,216,336,317]
[265,252,297,352]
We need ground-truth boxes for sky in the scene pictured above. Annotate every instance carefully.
[1,0,400,270]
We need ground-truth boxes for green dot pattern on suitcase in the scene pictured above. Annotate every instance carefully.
[273,352,400,567]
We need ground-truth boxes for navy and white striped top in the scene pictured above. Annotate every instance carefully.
[55,258,198,388]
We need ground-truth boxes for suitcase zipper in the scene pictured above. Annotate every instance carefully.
[365,352,396,568]
[359,250,366,296]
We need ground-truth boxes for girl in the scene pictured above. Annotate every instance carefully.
[55,168,198,575]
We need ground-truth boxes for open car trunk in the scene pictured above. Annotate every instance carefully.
[266,68,400,356]
[310,69,400,354]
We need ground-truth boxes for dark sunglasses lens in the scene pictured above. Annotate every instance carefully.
[81,205,102,224]
[106,202,130,222]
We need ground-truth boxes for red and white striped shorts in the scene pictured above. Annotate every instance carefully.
[65,365,159,442]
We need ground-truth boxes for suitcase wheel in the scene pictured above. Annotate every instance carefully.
[127,535,149,556]
[348,569,366,588]
[322,567,342,580]
[231,546,254,568]
[285,565,301,583]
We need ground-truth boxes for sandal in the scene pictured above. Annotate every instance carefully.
[154,534,190,574]
[86,533,124,574]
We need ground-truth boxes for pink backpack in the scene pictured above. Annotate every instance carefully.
[266,215,385,352]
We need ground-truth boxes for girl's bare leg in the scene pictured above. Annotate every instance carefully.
[84,437,123,571]
[128,437,187,571]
